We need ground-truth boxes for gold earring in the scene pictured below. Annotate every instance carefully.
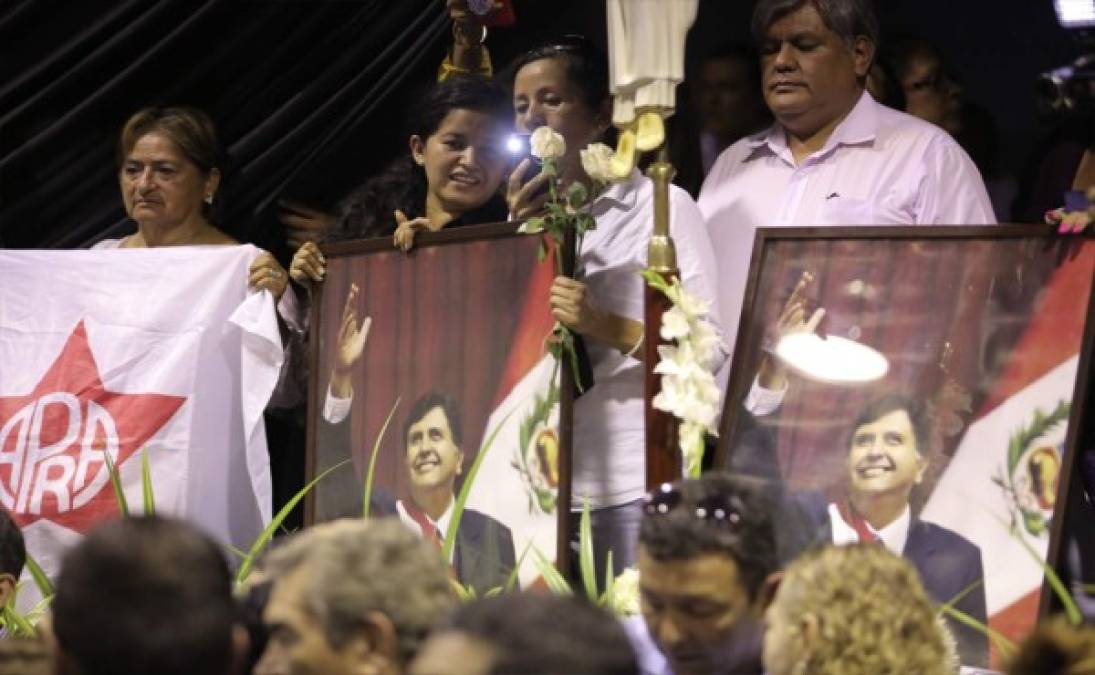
[204,194,214,205]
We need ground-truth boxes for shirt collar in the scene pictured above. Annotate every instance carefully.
[591,168,642,213]
[747,90,879,164]
[828,502,912,556]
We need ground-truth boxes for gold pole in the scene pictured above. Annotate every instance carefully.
[644,143,681,487]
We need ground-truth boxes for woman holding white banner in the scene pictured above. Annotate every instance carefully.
[94,107,290,301]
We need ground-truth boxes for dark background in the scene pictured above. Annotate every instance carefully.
[0,0,1084,251]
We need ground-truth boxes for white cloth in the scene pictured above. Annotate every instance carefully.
[606,0,698,124]
[1,246,280,611]
[574,170,725,509]
[93,237,306,408]
[698,91,996,389]
[828,502,912,555]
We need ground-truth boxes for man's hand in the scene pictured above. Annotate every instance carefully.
[758,271,825,390]
[330,283,371,398]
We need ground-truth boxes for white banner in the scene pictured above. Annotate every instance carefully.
[0,245,281,608]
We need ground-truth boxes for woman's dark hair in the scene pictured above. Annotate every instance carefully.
[504,34,611,112]
[331,76,511,242]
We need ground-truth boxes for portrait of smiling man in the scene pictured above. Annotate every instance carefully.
[394,391,516,595]
[778,393,988,667]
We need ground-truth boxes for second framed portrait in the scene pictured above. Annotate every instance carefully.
[306,223,573,593]
[718,227,1095,670]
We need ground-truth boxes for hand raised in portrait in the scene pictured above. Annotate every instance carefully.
[335,283,371,374]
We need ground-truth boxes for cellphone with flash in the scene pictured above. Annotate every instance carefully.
[506,134,548,198]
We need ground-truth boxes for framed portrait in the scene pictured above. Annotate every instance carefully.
[717,226,1095,669]
[305,222,573,593]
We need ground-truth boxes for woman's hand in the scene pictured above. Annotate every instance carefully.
[506,159,550,220]
[290,241,326,284]
[248,252,289,301]
[278,200,336,250]
[393,210,432,252]
[330,283,372,398]
[549,276,642,355]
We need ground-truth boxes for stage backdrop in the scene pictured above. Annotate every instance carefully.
[0,246,280,610]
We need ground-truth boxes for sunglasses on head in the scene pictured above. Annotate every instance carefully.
[643,482,743,526]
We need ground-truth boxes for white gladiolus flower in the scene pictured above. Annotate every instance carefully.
[530,126,566,160]
[608,567,641,616]
[660,306,691,341]
[580,143,617,183]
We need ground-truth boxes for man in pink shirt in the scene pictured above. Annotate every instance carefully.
[698,0,995,370]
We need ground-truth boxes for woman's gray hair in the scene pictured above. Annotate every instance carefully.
[263,518,455,665]
[751,0,880,49]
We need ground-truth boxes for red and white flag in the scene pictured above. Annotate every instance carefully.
[921,242,1095,660]
[0,246,281,608]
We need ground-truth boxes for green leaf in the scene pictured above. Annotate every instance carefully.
[23,551,52,598]
[224,544,249,561]
[537,240,547,263]
[505,542,534,593]
[566,181,589,208]
[450,579,477,602]
[938,604,1016,658]
[1,603,36,637]
[640,268,672,295]
[1006,515,1082,624]
[103,448,129,517]
[579,498,598,602]
[442,408,517,563]
[363,398,401,519]
[141,448,155,516]
[599,549,616,608]
[531,545,572,596]
[483,586,505,598]
[236,459,352,584]
[519,217,546,235]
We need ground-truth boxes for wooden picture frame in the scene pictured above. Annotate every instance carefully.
[716,226,1095,669]
[304,222,574,590]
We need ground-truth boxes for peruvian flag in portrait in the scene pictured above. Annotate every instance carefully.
[0,245,282,609]
[921,241,1095,667]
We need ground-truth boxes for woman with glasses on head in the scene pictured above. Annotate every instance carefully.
[504,36,725,574]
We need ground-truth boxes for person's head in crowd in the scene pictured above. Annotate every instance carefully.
[409,593,638,675]
[0,637,52,675]
[51,516,245,675]
[866,58,907,111]
[335,76,513,241]
[751,0,877,144]
[1007,616,1095,675]
[638,473,778,675]
[256,518,455,675]
[845,393,931,528]
[117,106,230,239]
[884,37,963,136]
[402,391,465,520]
[0,506,25,608]
[507,35,613,189]
[764,543,954,675]
[694,45,772,148]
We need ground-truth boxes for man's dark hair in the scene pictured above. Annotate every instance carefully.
[403,390,464,449]
[639,472,777,601]
[847,393,931,454]
[52,516,236,675]
[441,593,637,674]
[751,0,880,50]
[0,507,25,579]
[699,43,765,92]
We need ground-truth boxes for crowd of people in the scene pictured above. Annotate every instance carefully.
[2,0,1093,673]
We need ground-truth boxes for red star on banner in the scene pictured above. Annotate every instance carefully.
[0,321,186,532]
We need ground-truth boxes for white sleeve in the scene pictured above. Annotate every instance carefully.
[916,136,997,225]
[743,375,787,417]
[670,187,729,374]
[322,383,353,424]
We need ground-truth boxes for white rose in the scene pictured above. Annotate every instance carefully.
[530,126,566,160]
[579,142,617,183]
